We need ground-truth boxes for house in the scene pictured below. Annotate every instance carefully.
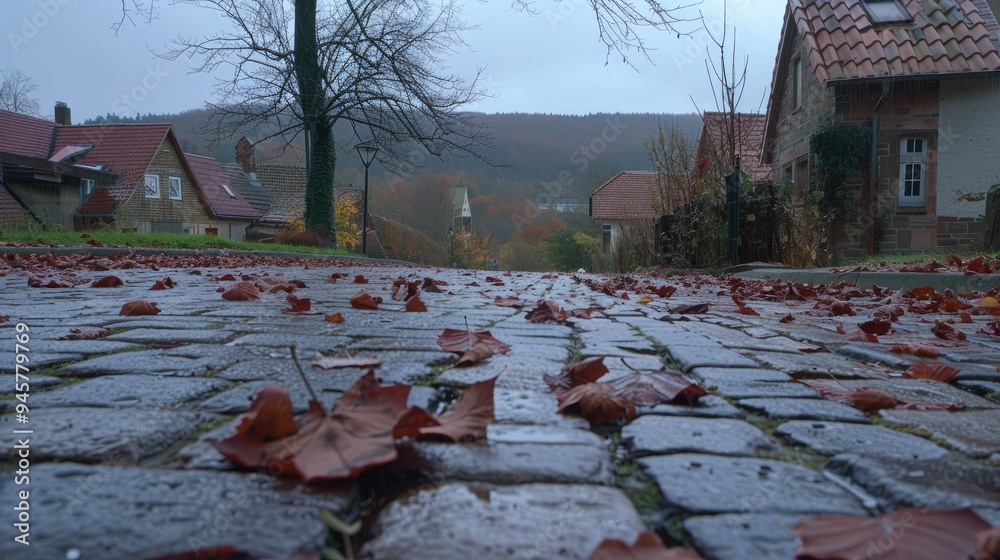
[762,0,1000,257]
[452,187,472,231]
[589,171,661,252]
[0,105,260,240]
[696,112,772,185]
[184,154,261,238]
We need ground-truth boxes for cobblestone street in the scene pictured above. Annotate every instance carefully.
[1,250,999,559]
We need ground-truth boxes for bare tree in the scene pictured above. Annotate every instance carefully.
[0,70,41,117]
[646,118,697,212]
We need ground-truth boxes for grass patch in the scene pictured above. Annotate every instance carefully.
[757,447,827,471]
[0,229,353,257]
[985,392,1000,404]
[409,359,453,387]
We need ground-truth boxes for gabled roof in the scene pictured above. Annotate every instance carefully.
[54,123,172,215]
[219,162,272,213]
[186,154,262,220]
[0,110,57,159]
[790,0,1000,84]
[590,171,661,220]
[253,163,307,226]
[697,112,772,183]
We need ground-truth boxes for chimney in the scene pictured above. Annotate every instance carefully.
[54,102,71,126]
[235,136,255,172]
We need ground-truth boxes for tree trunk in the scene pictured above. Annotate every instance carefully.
[295,0,336,239]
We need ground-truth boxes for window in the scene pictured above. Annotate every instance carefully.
[82,178,95,196]
[168,176,182,200]
[221,184,236,198]
[861,0,912,25]
[602,224,613,253]
[899,137,926,206]
[144,174,160,198]
[791,55,803,110]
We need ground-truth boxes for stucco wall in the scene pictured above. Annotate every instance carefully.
[937,75,1000,219]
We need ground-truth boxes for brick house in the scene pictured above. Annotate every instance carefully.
[762,0,1000,258]
[696,112,772,186]
[589,171,661,252]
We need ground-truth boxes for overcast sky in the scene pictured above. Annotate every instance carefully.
[4,0,786,122]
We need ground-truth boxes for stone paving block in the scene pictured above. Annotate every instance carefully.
[954,362,1000,383]
[689,367,820,399]
[57,350,228,377]
[879,409,1000,458]
[359,482,644,560]
[0,407,217,464]
[776,421,949,460]
[827,453,1000,511]
[229,332,351,352]
[493,389,589,429]
[485,424,604,446]
[0,351,84,370]
[805,378,999,410]
[684,513,803,560]
[665,344,760,371]
[411,441,613,484]
[197,372,353,414]
[639,454,866,515]
[0,463,349,560]
[956,380,1000,398]
[9,338,138,357]
[215,357,300,381]
[752,350,886,380]
[720,334,824,354]
[738,398,870,423]
[835,343,912,368]
[12,374,229,409]
[643,395,745,419]
[104,318,229,330]
[436,356,563,391]
[623,416,774,456]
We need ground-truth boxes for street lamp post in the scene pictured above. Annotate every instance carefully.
[355,143,379,257]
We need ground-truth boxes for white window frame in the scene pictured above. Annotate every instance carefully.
[144,174,160,198]
[602,224,613,253]
[168,176,182,200]
[82,178,95,196]
[898,137,926,207]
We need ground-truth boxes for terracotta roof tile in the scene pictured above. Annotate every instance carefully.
[590,171,661,221]
[790,0,1000,82]
[0,110,57,159]
[253,163,307,226]
[186,154,261,220]
[219,163,272,214]
[696,112,773,184]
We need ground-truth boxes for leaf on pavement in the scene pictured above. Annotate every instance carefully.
[525,300,568,323]
[494,296,527,308]
[311,355,382,370]
[455,342,496,367]
[414,377,497,442]
[979,321,1000,337]
[792,508,991,560]
[282,294,311,314]
[146,545,256,560]
[119,299,161,316]
[890,344,941,358]
[544,357,609,391]
[904,362,960,383]
[58,328,111,340]
[91,275,124,288]
[324,312,345,323]
[221,281,261,301]
[212,386,299,467]
[590,531,705,560]
[422,277,445,292]
[437,328,511,354]
[606,372,708,407]
[779,314,796,323]
[350,290,382,310]
[859,319,892,335]
[976,527,1000,560]
[836,323,879,343]
[405,293,428,312]
[847,387,900,413]
[570,307,594,319]
[932,320,967,341]
[732,295,759,316]
[353,274,368,284]
[669,302,710,314]
[558,382,636,426]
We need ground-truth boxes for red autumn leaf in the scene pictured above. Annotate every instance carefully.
[960,312,974,323]
[732,295,760,316]
[150,280,169,290]
[811,298,857,317]
[91,275,124,288]
[976,527,1000,560]
[494,296,527,308]
[436,329,511,354]
[146,545,256,560]
[941,297,973,313]
[966,256,993,274]
[525,300,569,323]
[214,273,238,282]
[0,315,9,324]
[792,508,992,560]
[590,531,705,560]
[221,281,261,301]
[890,344,941,358]
[119,299,161,316]
[837,324,879,343]
[282,294,311,314]
[266,283,296,294]
[570,307,594,319]
[946,253,964,267]
[455,342,496,367]
[557,383,636,426]
[847,387,900,413]
[979,321,1000,337]
[859,319,892,335]
[405,293,428,312]
[932,320,967,341]
[779,314,796,323]
[58,328,111,340]
[422,277,444,292]
[904,362,960,383]
[353,274,368,284]
[311,355,382,370]
[324,312,346,324]
[212,386,299,467]
[327,272,347,282]
[543,357,609,391]
[350,290,381,310]
[656,285,677,298]
[906,286,939,300]
[606,371,708,406]
[403,376,497,442]
[669,302,710,314]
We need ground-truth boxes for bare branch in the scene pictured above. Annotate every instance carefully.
[0,69,41,117]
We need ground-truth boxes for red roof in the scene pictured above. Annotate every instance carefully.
[790,0,1000,83]
[697,113,772,183]
[0,110,57,159]
[590,171,661,220]
[185,154,261,219]
[54,124,171,215]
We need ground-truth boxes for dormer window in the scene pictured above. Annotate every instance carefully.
[861,0,912,25]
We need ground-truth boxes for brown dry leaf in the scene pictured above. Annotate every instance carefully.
[976,527,1000,560]
[607,372,708,407]
[669,302,710,314]
[525,300,568,324]
[779,314,796,323]
[847,387,900,414]
[455,342,496,367]
[282,294,311,314]
[405,293,428,312]
[932,320,967,341]
[311,355,382,370]
[859,318,892,335]
[59,328,111,340]
[904,362,960,383]
[557,383,636,426]
[212,386,298,467]
[119,299,161,316]
[494,296,527,308]
[437,328,511,354]
[792,507,991,560]
[221,281,261,301]
[145,545,258,560]
[543,357,609,392]
[422,277,444,292]
[324,312,345,323]
[590,531,705,560]
[416,376,497,442]
[350,290,381,310]
[91,275,124,288]
[570,307,594,319]
[890,344,941,358]
[150,280,169,290]
[353,274,368,284]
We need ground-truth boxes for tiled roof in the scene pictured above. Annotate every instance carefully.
[54,124,171,215]
[590,171,661,220]
[791,0,1000,83]
[253,163,307,226]
[186,154,262,219]
[219,163,272,214]
[697,112,773,183]
[0,110,57,159]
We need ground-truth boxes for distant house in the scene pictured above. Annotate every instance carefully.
[0,105,260,239]
[762,0,1000,257]
[696,112,771,185]
[184,154,261,237]
[589,171,661,252]
[452,187,472,231]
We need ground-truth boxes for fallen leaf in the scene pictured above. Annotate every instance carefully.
[859,319,892,335]
[146,545,256,560]
[411,377,496,442]
[656,285,677,298]
[904,362,960,383]
[835,323,879,343]
[455,342,496,367]
[58,328,111,340]
[606,371,707,406]
[906,286,939,300]
[981,296,999,308]
[282,294,311,314]
[960,312,974,324]
[976,527,1000,560]
[638,295,653,305]
[932,320,967,341]
[221,281,261,301]
[119,299,161,316]
[350,290,381,310]
[212,386,299,467]
[91,275,124,288]
[324,312,345,324]
[779,314,796,323]
[353,274,368,284]
[732,295,759,316]
[847,387,900,413]
[214,273,238,282]
[311,355,382,370]
[570,307,594,319]
[422,277,444,292]
[405,293,428,312]
[150,280,169,290]
[669,302,710,314]
[890,344,941,358]
[811,298,856,317]
[0,315,8,323]
[590,531,705,560]
[792,508,991,560]
[557,382,636,426]
[494,296,527,308]
[437,329,511,354]
[543,357,609,391]
[978,321,1000,337]
[525,300,568,323]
